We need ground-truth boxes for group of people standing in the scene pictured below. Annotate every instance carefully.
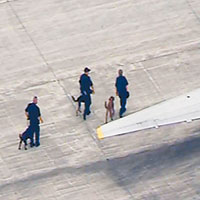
[20,67,129,149]
[77,67,129,120]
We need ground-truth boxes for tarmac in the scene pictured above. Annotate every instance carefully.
[0,0,200,199]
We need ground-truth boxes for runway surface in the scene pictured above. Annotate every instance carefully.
[0,0,200,199]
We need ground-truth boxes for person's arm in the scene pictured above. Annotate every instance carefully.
[89,77,95,94]
[115,78,119,96]
[38,108,43,123]
[25,112,29,120]
[91,85,95,94]
[39,116,44,123]
[125,77,128,86]
[25,104,29,120]
[115,88,119,96]
[124,76,128,91]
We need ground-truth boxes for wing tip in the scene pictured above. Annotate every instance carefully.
[97,126,104,139]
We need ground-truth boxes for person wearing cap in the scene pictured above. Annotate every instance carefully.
[79,67,95,120]
[25,96,43,147]
[115,69,129,118]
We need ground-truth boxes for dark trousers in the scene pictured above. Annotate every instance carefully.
[33,125,40,146]
[83,94,91,120]
[119,95,127,117]
[22,124,40,146]
[29,124,40,146]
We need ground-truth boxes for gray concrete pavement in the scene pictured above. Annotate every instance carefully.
[0,0,200,199]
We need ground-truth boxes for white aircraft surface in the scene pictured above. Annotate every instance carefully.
[97,88,200,139]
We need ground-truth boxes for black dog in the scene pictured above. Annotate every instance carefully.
[18,127,31,150]
[72,95,85,116]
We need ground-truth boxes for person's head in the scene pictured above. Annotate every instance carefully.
[118,69,123,76]
[109,96,115,102]
[84,67,91,75]
[33,96,38,104]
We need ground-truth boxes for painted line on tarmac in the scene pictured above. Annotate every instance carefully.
[139,62,162,96]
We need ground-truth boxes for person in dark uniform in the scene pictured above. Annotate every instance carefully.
[25,96,43,147]
[79,67,95,120]
[115,69,129,118]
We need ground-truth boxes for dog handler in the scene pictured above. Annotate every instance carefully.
[79,67,95,120]
[115,69,129,118]
[25,96,43,147]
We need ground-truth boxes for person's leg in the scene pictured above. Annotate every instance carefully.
[29,127,35,147]
[83,95,90,120]
[35,125,40,147]
[78,100,81,111]
[83,103,87,120]
[119,96,123,117]
[119,96,127,117]
[87,95,91,115]
[120,97,122,107]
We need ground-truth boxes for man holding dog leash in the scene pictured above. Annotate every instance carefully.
[115,69,129,118]
[79,67,95,120]
[25,96,43,147]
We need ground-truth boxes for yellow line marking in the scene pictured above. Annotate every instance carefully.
[97,126,104,139]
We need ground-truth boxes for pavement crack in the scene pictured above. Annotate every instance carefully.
[186,0,200,26]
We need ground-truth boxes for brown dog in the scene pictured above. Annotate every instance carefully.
[105,96,115,123]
